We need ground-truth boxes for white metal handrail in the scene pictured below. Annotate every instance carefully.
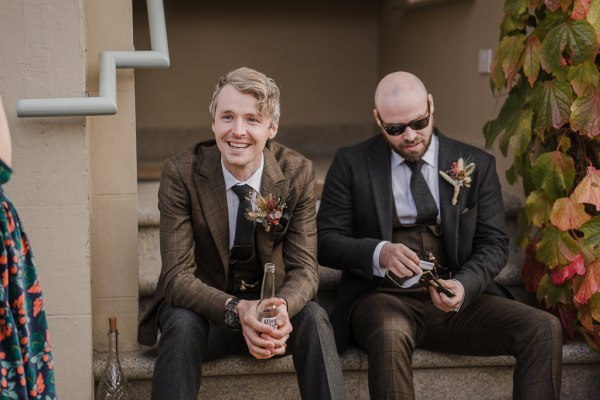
[17,0,169,118]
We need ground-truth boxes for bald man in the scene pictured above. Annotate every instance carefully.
[317,72,563,399]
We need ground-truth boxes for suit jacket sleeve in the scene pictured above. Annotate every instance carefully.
[275,159,320,318]
[157,158,230,325]
[452,155,509,308]
[317,148,382,279]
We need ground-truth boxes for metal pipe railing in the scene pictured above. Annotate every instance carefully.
[17,0,170,118]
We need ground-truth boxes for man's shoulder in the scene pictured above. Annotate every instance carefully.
[266,140,312,171]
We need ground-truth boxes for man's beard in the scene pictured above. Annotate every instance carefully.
[383,131,433,162]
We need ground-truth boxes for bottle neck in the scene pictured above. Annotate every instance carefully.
[107,330,119,360]
[260,270,275,301]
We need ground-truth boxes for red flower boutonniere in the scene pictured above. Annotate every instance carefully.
[439,157,476,206]
[247,193,288,232]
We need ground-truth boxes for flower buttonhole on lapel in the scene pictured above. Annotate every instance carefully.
[439,156,476,206]
[246,193,290,232]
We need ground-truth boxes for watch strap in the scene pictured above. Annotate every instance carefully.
[225,297,241,330]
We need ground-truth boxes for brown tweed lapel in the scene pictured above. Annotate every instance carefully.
[193,146,230,274]
[256,146,287,266]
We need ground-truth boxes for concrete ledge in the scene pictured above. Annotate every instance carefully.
[94,339,599,380]
[94,340,600,400]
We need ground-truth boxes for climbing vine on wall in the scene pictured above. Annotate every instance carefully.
[485,0,600,349]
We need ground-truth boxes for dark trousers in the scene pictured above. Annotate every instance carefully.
[152,301,346,400]
[351,291,563,400]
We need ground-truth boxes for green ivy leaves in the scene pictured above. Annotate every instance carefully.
[540,20,597,76]
[570,87,600,136]
[488,0,600,348]
[532,80,574,133]
[532,151,575,199]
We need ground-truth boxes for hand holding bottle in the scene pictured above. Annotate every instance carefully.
[237,298,290,359]
[237,263,292,359]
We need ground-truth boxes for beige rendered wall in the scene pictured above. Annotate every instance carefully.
[380,0,520,197]
[133,0,380,131]
[134,0,520,199]
[0,0,139,398]
[0,0,93,398]
[86,0,139,356]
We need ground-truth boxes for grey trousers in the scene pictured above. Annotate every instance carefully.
[152,301,346,400]
[351,291,563,400]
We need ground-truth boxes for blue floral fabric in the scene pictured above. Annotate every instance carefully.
[0,160,56,399]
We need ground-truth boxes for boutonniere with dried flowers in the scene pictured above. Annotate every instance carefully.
[439,157,476,206]
[246,193,289,232]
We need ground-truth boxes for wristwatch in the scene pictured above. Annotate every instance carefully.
[224,297,241,330]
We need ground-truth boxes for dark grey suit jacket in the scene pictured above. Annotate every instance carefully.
[317,130,509,351]
[139,139,319,346]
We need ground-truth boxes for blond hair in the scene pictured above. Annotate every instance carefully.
[209,67,280,125]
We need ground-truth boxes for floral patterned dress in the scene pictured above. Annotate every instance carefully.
[0,160,56,399]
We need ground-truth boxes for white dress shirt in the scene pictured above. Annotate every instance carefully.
[372,135,440,277]
[222,155,264,249]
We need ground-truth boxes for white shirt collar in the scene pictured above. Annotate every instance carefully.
[222,154,264,194]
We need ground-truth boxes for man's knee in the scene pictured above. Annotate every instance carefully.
[518,308,563,353]
[371,324,415,354]
[159,305,208,348]
[533,311,562,342]
[291,302,334,343]
[293,301,330,327]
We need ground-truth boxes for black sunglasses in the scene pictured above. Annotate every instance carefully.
[377,102,431,136]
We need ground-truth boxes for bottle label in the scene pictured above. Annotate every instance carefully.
[261,316,278,330]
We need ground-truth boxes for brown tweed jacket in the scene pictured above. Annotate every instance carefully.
[138,139,319,346]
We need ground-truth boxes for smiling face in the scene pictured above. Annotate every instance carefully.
[212,84,278,181]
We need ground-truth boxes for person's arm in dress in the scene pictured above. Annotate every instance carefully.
[0,97,12,167]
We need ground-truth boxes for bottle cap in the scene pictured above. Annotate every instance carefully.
[264,263,275,273]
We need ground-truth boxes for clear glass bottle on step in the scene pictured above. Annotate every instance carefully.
[256,263,279,330]
[96,316,130,400]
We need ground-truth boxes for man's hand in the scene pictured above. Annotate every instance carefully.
[379,243,422,278]
[259,301,292,355]
[236,298,291,359]
[429,279,465,312]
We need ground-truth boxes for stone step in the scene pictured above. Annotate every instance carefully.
[94,339,600,400]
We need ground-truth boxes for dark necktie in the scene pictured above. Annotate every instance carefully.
[405,159,439,224]
[230,184,255,262]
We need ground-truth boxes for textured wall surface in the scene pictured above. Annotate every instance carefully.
[0,0,93,398]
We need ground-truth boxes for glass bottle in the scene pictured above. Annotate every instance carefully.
[96,316,130,400]
[256,263,279,330]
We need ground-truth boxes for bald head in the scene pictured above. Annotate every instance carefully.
[374,72,428,111]
[373,72,435,162]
